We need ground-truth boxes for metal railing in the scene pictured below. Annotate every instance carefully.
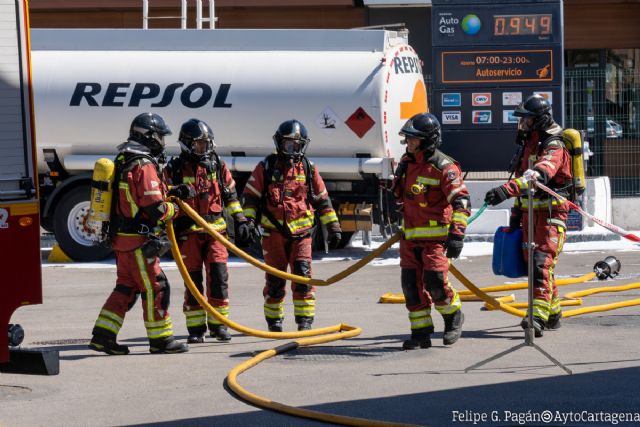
[142,0,217,29]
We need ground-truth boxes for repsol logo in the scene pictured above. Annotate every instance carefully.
[393,56,422,75]
[70,82,232,108]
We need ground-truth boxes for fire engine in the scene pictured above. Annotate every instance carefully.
[0,0,43,366]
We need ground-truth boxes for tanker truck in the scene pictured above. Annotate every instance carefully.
[31,28,428,261]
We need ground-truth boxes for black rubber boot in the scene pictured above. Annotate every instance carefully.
[187,333,204,344]
[266,318,283,332]
[149,337,189,354]
[210,325,232,341]
[89,334,130,355]
[296,316,314,331]
[442,310,464,345]
[520,316,545,337]
[186,325,206,344]
[546,312,562,330]
[402,329,432,350]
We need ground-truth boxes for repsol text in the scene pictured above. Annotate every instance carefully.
[393,56,422,75]
[69,82,232,108]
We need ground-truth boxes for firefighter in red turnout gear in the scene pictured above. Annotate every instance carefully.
[164,119,249,343]
[485,94,571,337]
[89,113,188,355]
[392,113,470,350]
[241,120,341,332]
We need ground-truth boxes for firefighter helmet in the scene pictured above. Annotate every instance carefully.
[399,112,442,152]
[129,113,172,157]
[178,118,215,161]
[273,119,310,161]
[513,94,554,131]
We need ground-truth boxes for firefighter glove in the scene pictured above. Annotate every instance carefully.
[141,236,172,259]
[445,233,464,259]
[235,221,255,245]
[167,184,196,200]
[328,231,342,250]
[484,186,509,206]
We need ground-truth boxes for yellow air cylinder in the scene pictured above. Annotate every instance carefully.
[562,128,586,198]
[88,157,116,241]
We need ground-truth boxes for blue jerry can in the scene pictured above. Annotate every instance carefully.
[492,226,527,278]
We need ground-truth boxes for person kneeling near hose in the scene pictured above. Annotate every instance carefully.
[164,118,251,344]
[391,113,470,350]
[484,94,572,337]
[241,119,341,332]
[89,113,188,355]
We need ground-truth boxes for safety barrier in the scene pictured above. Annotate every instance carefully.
[535,182,640,242]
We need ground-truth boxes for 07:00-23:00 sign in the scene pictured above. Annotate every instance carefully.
[475,55,531,65]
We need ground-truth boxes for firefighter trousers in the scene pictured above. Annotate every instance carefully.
[262,231,315,322]
[92,248,175,343]
[521,210,567,321]
[179,232,230,334]
[399,239,461,332]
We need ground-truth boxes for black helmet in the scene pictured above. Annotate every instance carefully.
[399,112,442,152]
[178,118,215,161]
[129,112,172,157]
[273,119,310,161]
[513,94,554,131]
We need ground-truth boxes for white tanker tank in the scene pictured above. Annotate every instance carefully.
[31,28,428,261]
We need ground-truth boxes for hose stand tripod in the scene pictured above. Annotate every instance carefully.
[465,169,572,375]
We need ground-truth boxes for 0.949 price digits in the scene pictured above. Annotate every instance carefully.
[494,14,552,36]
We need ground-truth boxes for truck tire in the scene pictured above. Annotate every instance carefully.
[40,215,54,233]
[53,186,112,261]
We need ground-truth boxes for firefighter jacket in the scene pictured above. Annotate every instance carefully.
[502,124,572,213]
[242,155,340,237]
[393,148,471,241]
[111,147,178,252]
[165,154,245,234]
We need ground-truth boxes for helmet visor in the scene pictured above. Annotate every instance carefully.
[193,138,212,155]
[152,132,166,148]
[282,138,302,156]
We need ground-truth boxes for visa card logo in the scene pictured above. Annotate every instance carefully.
[472,110,492,124]
[442,111,461,124]
[472,93,492,106]
[442,93,461,107]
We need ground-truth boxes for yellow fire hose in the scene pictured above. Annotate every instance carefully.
[169,200,640,425]
[166,216,421,427]
[380,258,640,319]
[174,199,400,286]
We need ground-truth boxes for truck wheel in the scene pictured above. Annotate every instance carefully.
[40,215,54,233]
[53,186,112,261]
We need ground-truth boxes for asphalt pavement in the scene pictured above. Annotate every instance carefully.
[1,245,640,427]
